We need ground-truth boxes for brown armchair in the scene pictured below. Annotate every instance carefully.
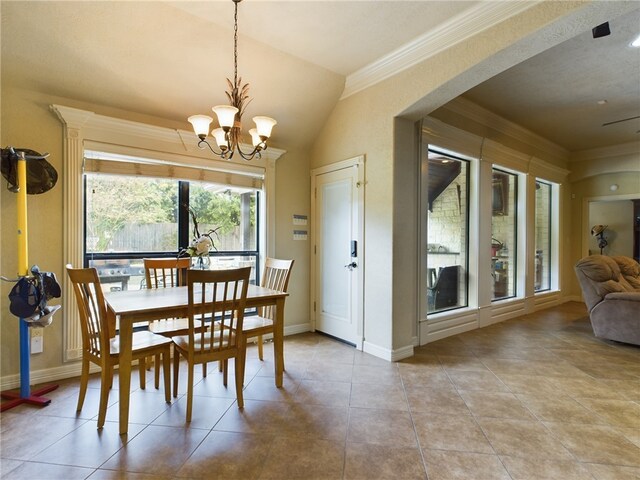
[574,255,640,345]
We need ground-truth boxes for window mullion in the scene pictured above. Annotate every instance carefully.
[178,181,190,250]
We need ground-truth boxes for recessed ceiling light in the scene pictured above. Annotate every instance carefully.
[632,34,640,47]
[597,100,608,105]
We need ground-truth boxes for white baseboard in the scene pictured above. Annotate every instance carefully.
[362,341,390,360]
[284,322,312,336]
[362,341,414,362]
[0,361,97,391]
[424,320,477,344]
[391,344,415,362]
[481,299,526,328]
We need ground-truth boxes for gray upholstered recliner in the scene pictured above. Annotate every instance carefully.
[574,255,640,346]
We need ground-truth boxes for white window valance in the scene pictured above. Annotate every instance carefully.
[84,151,264,190]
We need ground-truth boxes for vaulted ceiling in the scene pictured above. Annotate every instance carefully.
[2,1,639,154]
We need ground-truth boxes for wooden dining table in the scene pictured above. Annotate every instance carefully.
[104,284,288,435]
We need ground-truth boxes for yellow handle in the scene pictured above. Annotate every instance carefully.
[16,154,28,277]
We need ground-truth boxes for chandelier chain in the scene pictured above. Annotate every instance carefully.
[233,0,239,88]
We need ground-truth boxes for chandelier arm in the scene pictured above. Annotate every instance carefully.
[235,143,264,161]
[197,138,225,157]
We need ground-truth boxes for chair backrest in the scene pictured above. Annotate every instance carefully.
[187,267,251,354]
[260,258,294,318]
[433,265,460,310]
[66,265,110,360]
[144,257,190,289]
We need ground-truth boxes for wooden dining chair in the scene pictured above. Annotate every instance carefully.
[172,267,251,422]
[219,258,293,383]
[245,258,294,361]
[66,265,172,429]
[143,257,208,388]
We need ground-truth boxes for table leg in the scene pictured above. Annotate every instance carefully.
[274,298,285,388]
[118,314,133,435]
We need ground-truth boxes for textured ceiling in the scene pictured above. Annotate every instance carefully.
[463,7,640,152]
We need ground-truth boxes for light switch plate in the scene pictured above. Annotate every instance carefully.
[31,327,43,354]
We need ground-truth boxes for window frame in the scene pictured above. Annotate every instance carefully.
[82,175,262,286]
[490,167,518,302]
[425,147,471,315]
[534,179,553,293]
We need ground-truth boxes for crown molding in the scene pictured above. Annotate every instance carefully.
[423,112,569,183]
[569,141,640,162]
[441,96,569,164]
[568,141,640,181]
[529,156,570,183]
[341,1,541,100]
[50,104,95,130]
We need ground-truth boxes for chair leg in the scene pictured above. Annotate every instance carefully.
[222,359,228,387]
[162,349,171,403]
[154,353,161,390]
[235,343,245,409]
[77,358,90,412]
[97,366,111,429]
[257,334,264,361]
[139,358,146,389]
[106,364,114,390]
[173,350,181,398]
[239,337,248,387]
[186,362,194,423]
[203,362,207,378]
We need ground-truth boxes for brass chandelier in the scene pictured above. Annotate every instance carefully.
[188,0,276,161]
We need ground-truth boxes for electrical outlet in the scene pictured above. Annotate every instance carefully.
[31,327,44,354]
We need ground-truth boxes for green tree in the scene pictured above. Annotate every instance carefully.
[86,175,177,251]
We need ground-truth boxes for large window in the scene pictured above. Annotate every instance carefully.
[84,174,260,293]
[425,150,469,314]
[491,169,518,300]
[535,180,552,292]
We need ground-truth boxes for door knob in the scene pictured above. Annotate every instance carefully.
[345,262,357,270]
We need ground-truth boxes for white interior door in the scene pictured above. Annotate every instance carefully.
[312,157,363,347]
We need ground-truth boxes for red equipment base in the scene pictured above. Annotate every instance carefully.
[0,383,59,412]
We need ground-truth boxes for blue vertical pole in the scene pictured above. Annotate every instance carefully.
[17,151,31,399]
[19,319,30,398]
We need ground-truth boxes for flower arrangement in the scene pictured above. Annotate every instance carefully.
[178,207,221,260]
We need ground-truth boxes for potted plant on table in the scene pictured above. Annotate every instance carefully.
[178,207,221,269]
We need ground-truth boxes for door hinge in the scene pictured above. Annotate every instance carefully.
[313,301,316,312]
[314,245,316,254]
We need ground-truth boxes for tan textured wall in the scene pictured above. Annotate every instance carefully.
[589,201,634,257]
[568,172,640,297]
[274,146,311,328]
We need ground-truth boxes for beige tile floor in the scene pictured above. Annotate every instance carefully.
[1,302,638,479]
